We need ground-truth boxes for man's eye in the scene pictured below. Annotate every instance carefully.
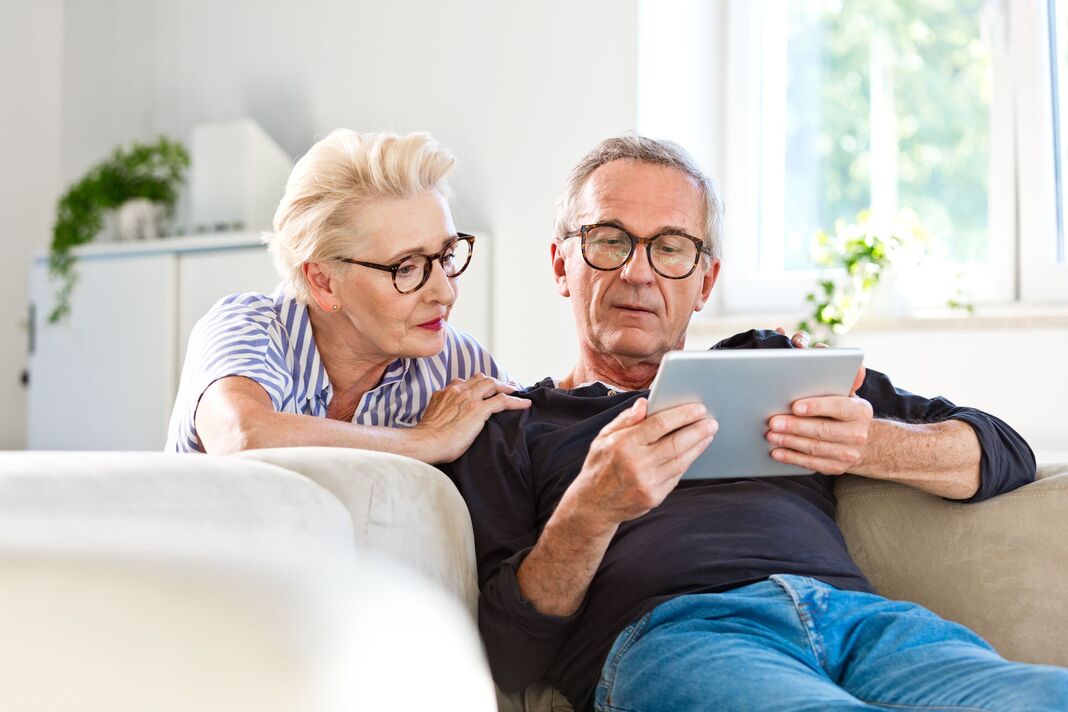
[397,264,418,276]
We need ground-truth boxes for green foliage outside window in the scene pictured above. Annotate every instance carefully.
[784,0,990,268]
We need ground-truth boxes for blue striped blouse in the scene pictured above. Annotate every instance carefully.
[165,286,512,453]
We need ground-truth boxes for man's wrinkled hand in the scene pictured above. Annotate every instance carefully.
[765,392,874,476]
[774,326,828,349]
[569,398,718,528]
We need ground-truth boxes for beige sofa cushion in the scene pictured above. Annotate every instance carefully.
[238,447,479,614]
[835,462,1068,667]
[0,451,354,549]
[0,543,496,712]
[0,451,495,711]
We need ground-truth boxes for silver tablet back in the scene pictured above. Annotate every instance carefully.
[646,348,864,479]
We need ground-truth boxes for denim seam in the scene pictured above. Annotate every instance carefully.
[771,575,829,671]
[856,700,993,712]
[600,611,654,703]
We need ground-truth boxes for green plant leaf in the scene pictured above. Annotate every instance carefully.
[48,136,190,324]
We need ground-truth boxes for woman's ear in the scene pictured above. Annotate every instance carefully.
[303,262,340,312]
[551,241,571,298]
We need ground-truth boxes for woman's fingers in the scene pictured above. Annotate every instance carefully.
[460,375,517,400]
[481,392,532,414]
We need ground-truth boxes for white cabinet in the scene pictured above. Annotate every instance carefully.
[27,232,493,451]
[27,234,278,450]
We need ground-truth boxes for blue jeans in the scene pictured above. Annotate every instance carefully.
[594,575,1068,711]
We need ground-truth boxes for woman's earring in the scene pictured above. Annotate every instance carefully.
[332,304,340,312]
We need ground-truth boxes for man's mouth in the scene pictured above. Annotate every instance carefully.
[613,303,656,315]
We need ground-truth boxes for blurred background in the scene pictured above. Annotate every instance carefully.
[3,0,1066,458]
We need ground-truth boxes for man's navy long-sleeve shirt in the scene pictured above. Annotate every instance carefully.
[440,331,1036,711]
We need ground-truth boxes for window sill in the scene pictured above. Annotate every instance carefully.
[689,303,1068,341]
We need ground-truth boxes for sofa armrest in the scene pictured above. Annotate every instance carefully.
[236,447,478,615]
[835,462,1068,667]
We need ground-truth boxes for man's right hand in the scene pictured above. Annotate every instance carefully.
[567,398,718,528]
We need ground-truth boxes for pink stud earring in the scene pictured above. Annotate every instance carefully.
[332,304,340,312]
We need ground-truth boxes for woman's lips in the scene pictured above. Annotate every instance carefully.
[417,318,444,331]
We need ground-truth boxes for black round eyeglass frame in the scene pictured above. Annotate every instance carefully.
[336,234,475,294]
[561,223,711,280]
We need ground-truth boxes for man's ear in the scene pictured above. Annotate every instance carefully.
[694,259,721,312]
[303,262,340,312]
[551,241,571,298]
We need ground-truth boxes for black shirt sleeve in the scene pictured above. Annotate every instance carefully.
[715,330,1036,501]
[440,408,582,692]
[856,366,1036,502]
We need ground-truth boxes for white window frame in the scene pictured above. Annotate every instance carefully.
[1015,0,1068,301]
[717,0,820,314]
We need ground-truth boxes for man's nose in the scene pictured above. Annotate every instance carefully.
[424,259,457,305]
[619,243,655,284]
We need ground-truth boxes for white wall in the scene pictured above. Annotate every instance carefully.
[58,0,640,387]
[0,0,63,449]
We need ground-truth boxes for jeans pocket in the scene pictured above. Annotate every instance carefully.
[597,611,655,707]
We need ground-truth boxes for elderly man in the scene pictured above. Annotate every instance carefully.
[442,136,1068,711]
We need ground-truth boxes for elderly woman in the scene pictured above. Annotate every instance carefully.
[166,129,528,462]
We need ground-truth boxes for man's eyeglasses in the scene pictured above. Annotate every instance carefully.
[561,223,710,279]
[337,234,475,294]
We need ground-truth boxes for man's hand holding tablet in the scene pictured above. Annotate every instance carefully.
[646,348,867,479]
[765,360,870,476]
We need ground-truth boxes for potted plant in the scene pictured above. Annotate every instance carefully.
[797,209,929,343]
[48,136,190,323]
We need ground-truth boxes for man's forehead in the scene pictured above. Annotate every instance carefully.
[576,160,704,232]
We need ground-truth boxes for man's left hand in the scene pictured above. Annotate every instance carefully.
[774,326,822,349]
[766,365,872,476]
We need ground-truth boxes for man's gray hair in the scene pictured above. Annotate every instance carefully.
[552,134,723,261]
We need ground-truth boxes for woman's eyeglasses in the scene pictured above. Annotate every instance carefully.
[337,234,475,294]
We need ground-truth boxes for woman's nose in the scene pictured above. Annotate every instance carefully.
[424,259,457,305]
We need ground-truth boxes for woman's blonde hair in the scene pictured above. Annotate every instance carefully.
[264,129,457,304]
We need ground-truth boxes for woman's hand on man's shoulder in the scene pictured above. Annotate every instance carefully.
[412,374,531,464]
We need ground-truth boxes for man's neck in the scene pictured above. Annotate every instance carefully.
[559,348,661,392]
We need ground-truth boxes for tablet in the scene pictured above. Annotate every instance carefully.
[646,348,864,479]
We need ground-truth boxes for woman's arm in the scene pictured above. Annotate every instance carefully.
[195,374,530,463]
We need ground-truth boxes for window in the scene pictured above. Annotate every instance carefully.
[638,0,1068,313]
[717,0,1018,312]
[779,2,993,267]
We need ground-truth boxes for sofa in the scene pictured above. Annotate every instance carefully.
[0,449,494,712]
[1,448,1065,712]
